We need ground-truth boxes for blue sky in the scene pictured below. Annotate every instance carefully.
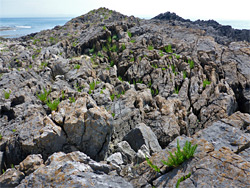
[1,0,250,20]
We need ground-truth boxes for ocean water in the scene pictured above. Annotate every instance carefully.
[218,20,250,30]
[0,17,249,38]
[0,17,72,38]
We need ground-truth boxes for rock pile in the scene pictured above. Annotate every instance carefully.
[0,7,250,187]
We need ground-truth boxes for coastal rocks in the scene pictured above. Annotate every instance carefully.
[123,123,162,153]
[52,97,113,161]
[16,151,133,188]
[1,7,250,187]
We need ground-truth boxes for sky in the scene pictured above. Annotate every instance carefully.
[1,0,250,21]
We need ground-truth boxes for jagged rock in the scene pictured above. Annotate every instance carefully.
[0,168,25,188]
[52,97,113,161]
[117,141,137,164]
[19,154,44,176]
[16,151,133,188]
[123,123,162,153]
[107,152,124,165]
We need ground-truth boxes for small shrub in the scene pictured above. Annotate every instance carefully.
[37,88,50,103]
[130,39,136,43]
[175,54,180,60]
[162,68,166,71]
[107,36,112,43]
[159,50,164,57]
[127,31,132,38]
[174,86,179,94]
[61,90,65,100]
[203,79,211,88]
[145,156,160,172]
[148,45,154,50]
[183,71,187,79]
[121,43,126,51]
[112,113,115,118]
[97,51,104,58]
[112,35,118,41]
[118,76,123,81]
[40,61,48,69]
[12,129,16,132]
[89,48,95,54]
[161,139,197,168]
[69,96,75,103]
[130,57,135,62]
[74,64,81,69]
[110,60,114,67]
[103,26,106,30]
[165,44,173,53]
[3,89,11,99]
[176,173,191,188]
[46,98,60,111]
[110,94,115,101]
[188,60,194,69]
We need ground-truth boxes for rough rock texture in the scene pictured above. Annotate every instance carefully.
[0,7,250,187]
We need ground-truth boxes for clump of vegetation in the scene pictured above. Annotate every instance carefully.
[130,57,135,62]
[176,173,191,188]
[161,140,197,168]
[145,156,161,172]
[112,113,115,118]
[146,140,197,173]
[46,98,60,111]
[3,89,11,99]
[40,61,48,69]
[61,91,65,100]
[188,59,194,69]
[127,31,132,38]
[159,50,164,57]
[121,43,126,51]
[110,60,115,67]
[69,96,75,103]
[103,26,107,30]
[130,39,136,43]
[183,71,187,79]
[203,79,211,88]
[110,93,115,101]
[0,134,2,140]
[174,86,179,94]
[165,44,173,53]
[37,88,51,103]
[88,81,96,94]
[74,64,81,69]
[148,45,154,50]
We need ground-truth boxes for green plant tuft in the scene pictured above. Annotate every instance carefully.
[46,98,60,111]
[203,79,211,88]
[37,88,50,103]
[74,64,81,69]
[188,59,194,69]
[127,31,132,38]
[110,93,115,101]
[69,96,75,103]
[176,172,191,188]
[3,89,11,99]
[161,140,197,168]
[145,156,161,172]
[148,45,154,50]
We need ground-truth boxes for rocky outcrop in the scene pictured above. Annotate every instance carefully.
[0,7,250,187]
[153,11,250,44]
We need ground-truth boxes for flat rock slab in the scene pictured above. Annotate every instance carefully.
[193,121,250,153]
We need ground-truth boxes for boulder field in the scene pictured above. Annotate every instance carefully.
[0,8,250,187]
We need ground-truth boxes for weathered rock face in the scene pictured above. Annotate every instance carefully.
[0,7,250,187]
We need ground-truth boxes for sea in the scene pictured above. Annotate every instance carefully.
[0,17,250,38]
[0,17,73,38]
